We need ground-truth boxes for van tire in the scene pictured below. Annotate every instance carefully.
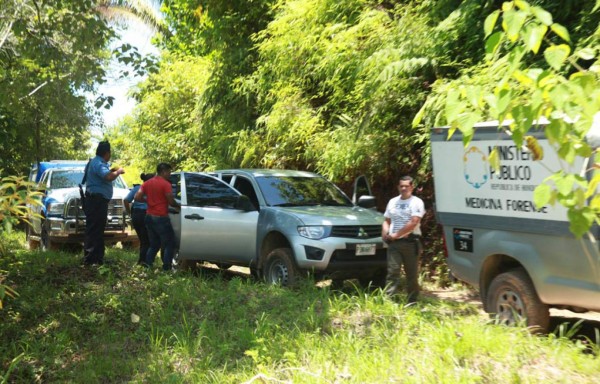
[264,248,300,287]
[486,269,550,333]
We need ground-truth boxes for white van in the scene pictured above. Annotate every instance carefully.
[431,121,600,332]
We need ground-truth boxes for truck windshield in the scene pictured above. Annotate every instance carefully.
[50,171,85,189]
[50,170,127,189]
[256,176,352,207]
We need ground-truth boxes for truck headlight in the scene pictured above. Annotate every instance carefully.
[47,203,64,216]
[298,226,331,239]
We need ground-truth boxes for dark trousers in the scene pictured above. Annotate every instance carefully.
[84,194,109,265]
[144,215,175,270]
[385,239,422,302]
[131,209,149,264]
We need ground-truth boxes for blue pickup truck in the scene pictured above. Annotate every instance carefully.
[26,161,137,251]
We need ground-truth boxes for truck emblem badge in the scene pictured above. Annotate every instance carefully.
[463,146,489,189]
[358,227,368,238]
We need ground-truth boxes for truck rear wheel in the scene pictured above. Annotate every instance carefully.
[486,269,550,333]
[264,248,300,287]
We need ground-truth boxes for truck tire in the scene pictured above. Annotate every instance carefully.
[486,269,550,333]
[264,248,300,287]
[359,269,387,290]
[173,250,198,272]
[41,226,59,252]
[26,226,39,250]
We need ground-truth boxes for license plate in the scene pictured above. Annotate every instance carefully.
[356,243,376,256]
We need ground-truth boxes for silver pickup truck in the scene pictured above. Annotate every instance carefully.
[169,169,386,286]
[431,121,600,332]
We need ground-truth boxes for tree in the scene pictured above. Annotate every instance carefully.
[0,0,118,174]
[414,0,600,237]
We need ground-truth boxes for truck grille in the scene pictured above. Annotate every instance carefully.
[108,199,125,217]
[65,198,125,218]
[330,225,381,239]
[66,198,84,218]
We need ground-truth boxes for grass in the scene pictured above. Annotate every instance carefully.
[0,231,599,383]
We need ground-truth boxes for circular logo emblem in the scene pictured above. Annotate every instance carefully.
[463,146,489,189]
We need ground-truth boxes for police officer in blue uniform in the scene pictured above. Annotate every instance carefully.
[83,141,125,265]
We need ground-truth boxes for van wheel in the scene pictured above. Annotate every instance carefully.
[264,248,300,287]
[486,269,550,333]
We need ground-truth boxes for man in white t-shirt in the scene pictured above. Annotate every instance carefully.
[382,175,425,303]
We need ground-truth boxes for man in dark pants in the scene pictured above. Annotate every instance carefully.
[382,176,425,303]
[134,163,180,271]
[124,173,154,265]
[83,141,125,265]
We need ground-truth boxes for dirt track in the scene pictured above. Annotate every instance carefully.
[224,264,600,332]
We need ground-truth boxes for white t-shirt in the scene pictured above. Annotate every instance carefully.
[384,195,425,236]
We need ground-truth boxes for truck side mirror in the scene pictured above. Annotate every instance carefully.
[234,195,256,212]
[357,195,376,209]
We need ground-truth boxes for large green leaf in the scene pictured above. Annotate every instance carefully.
[568,207,596,238]
[484,10,500,38]
[544,44,570,71]
[502,9,528,42]
[550,23,570,43]
[523,24,547,54]
[531,6,552,26]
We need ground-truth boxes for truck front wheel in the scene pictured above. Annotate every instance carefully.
[486,269,550,333]
[26,226,39,250]
[264,248,300,287]
[41,226,59,252]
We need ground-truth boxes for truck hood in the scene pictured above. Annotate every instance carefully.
[276,206,384,226]
[46,187,130,203]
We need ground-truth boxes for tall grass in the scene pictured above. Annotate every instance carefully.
[0,231,598,383]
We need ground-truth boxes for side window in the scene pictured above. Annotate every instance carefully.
[39,171,50,189]
[352,175,372,204]
[233,176,259,210]
[184,173,239,208]
[170,173,182,200]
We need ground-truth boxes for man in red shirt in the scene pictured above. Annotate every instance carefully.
[135,163,180,270]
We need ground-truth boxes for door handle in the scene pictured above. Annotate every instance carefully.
[184,214,204,220]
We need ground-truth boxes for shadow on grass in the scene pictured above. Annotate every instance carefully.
[0,252,336,382]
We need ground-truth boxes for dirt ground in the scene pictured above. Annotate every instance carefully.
[424,286,600,322]
[224,264,600,340]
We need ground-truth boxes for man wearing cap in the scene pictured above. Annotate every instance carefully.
[83,141,125,265]
[381,175,425,303]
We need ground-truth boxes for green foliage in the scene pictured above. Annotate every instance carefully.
[0,175,40,309]
[0,173,41,240]
[0,0,116,175]
[110,53,214,172]
[416,0,600,237]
